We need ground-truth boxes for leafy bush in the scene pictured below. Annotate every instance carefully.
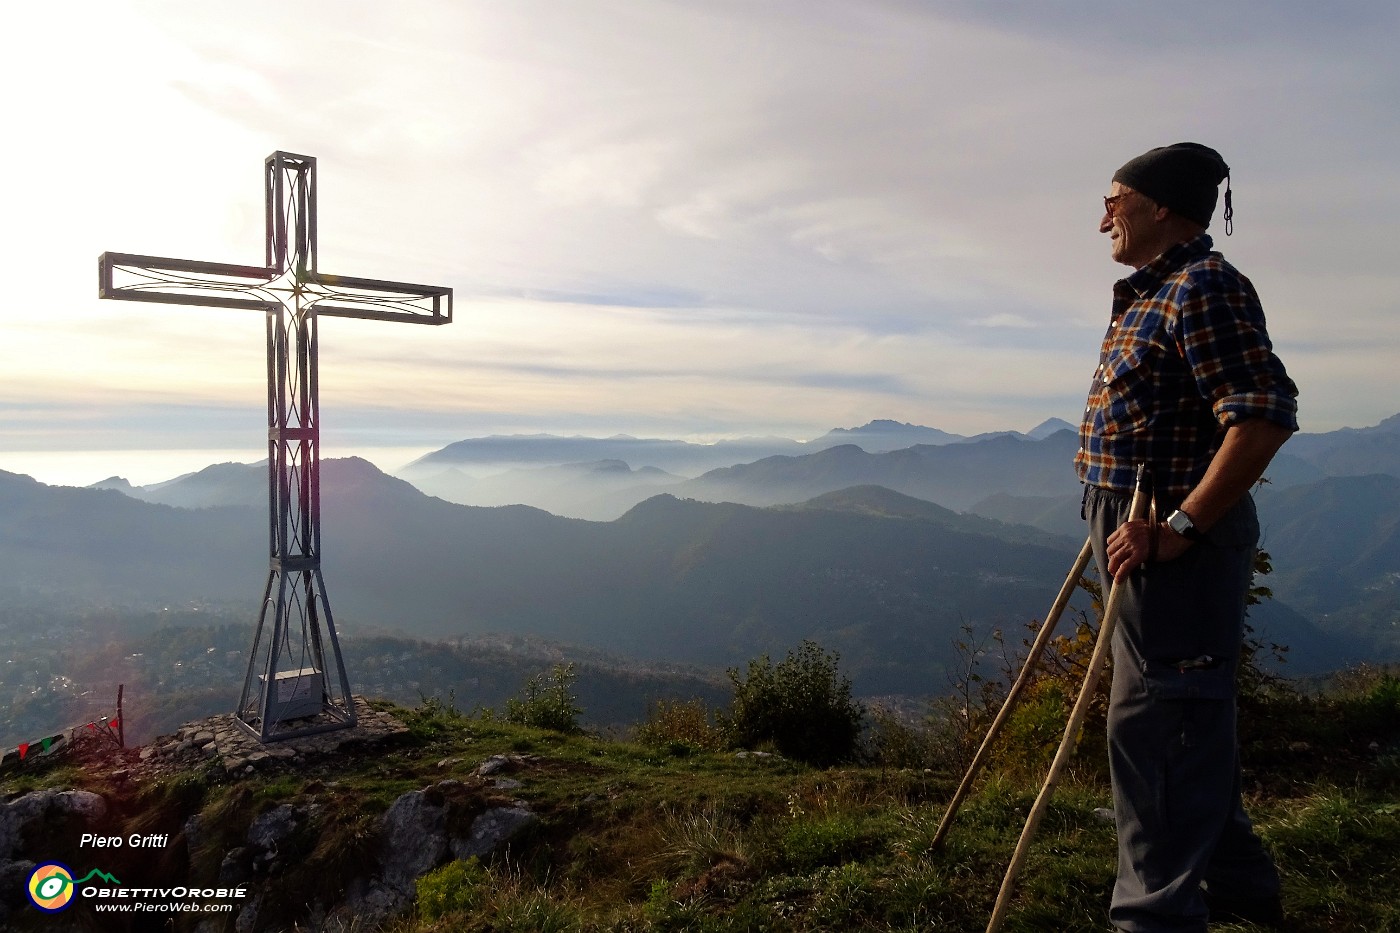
[719,640,864,767]
[1346,668,1400,729]
[995,679,1084,782]
[635,698,724,752]
[1240,546,1292,702]
[863,704,943,770]
[406,689,468,740]
[1329,665,1400,783]
[504,663,583,733]
[928,624,1020,771]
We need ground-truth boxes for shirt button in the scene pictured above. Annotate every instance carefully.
[1103,375,1111,384]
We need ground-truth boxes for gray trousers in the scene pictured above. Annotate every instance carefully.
[1083,485,1280,933]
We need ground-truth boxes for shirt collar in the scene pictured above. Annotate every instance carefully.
[1119,233,1215,297]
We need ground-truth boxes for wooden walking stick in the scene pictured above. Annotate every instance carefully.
[930,535,1095,851]
[985,465,1149,933]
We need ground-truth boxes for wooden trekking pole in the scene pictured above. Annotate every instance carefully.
[930,535,1095,851]
[985,465,1149,933]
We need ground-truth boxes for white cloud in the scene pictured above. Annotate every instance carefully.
[974,314,1038,329]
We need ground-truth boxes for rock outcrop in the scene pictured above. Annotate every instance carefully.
[1,696,549,933]
[0,789,109,927]
[328,762,540,930]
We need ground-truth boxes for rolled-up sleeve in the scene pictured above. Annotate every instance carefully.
[1174,264,1300,432]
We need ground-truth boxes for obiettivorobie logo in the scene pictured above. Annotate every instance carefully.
[25,860,247,917]
[24,834,247,917]
[26,863,122,913]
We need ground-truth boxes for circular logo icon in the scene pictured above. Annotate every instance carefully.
[27,862,76,912]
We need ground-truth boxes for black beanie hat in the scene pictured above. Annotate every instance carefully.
[1112,142,1233,234]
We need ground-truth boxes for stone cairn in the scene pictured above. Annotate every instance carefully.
[135,696,409,778]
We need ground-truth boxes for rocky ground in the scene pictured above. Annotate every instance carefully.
[133,696,411,778]
[1,698,543,932]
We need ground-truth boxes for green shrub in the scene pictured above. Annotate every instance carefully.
[416,857,489,920]
[504,663,583,734]
[719,640,864,767]
[641,878,686,926]
[635,698,724,752]
[406,690,468,740]
[864,703,942,770]
[995,680,1088,783]
[1353,672,1400,726]
[926,624,1020,773]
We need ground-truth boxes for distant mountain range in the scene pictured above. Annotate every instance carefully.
[90,417,1386,525]
[394,418,1078,520]
[72,415,1400,637]
[672,432,1083,513]
[392,414,1397,522]
[4,463,1098,694]
[91,461,268,509]
[5,413,1396,697]
[402,418,1077,472]
[3,461,1386,698]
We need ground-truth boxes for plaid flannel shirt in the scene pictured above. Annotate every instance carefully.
[1075,234,1299,498]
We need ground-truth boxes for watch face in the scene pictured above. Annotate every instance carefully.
[1168,511,1192,535]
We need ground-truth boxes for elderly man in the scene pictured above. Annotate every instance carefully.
[1077,142,1299,932]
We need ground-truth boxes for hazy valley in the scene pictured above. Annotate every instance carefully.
[3,415,1398,748]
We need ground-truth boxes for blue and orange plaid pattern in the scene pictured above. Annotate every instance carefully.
[1076,235,1299,497]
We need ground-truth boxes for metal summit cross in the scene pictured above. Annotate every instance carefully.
[99,152,452,742]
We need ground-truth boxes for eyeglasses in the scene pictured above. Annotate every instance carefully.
[1103,193,1131,217]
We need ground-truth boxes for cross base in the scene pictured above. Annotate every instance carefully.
[234,564,357,742]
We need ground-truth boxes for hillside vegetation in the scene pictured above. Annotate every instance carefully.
[4,652,1397,933]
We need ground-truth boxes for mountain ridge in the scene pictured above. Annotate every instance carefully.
[4,459,1378,692]
[1,461,1100,695]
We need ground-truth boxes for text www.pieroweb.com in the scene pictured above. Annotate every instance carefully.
[83,885,246,914]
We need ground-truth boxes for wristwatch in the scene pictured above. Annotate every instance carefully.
[1165,509,1206,542]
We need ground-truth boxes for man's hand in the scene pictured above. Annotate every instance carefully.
[1106,418,1293,584]
[1105,520,1194,583]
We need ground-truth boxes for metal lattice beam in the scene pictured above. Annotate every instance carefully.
[98,152,452,742]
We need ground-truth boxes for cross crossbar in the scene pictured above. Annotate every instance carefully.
[98,253,453,322]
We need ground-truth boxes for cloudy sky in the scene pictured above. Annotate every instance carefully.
[2,0,1396,485]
